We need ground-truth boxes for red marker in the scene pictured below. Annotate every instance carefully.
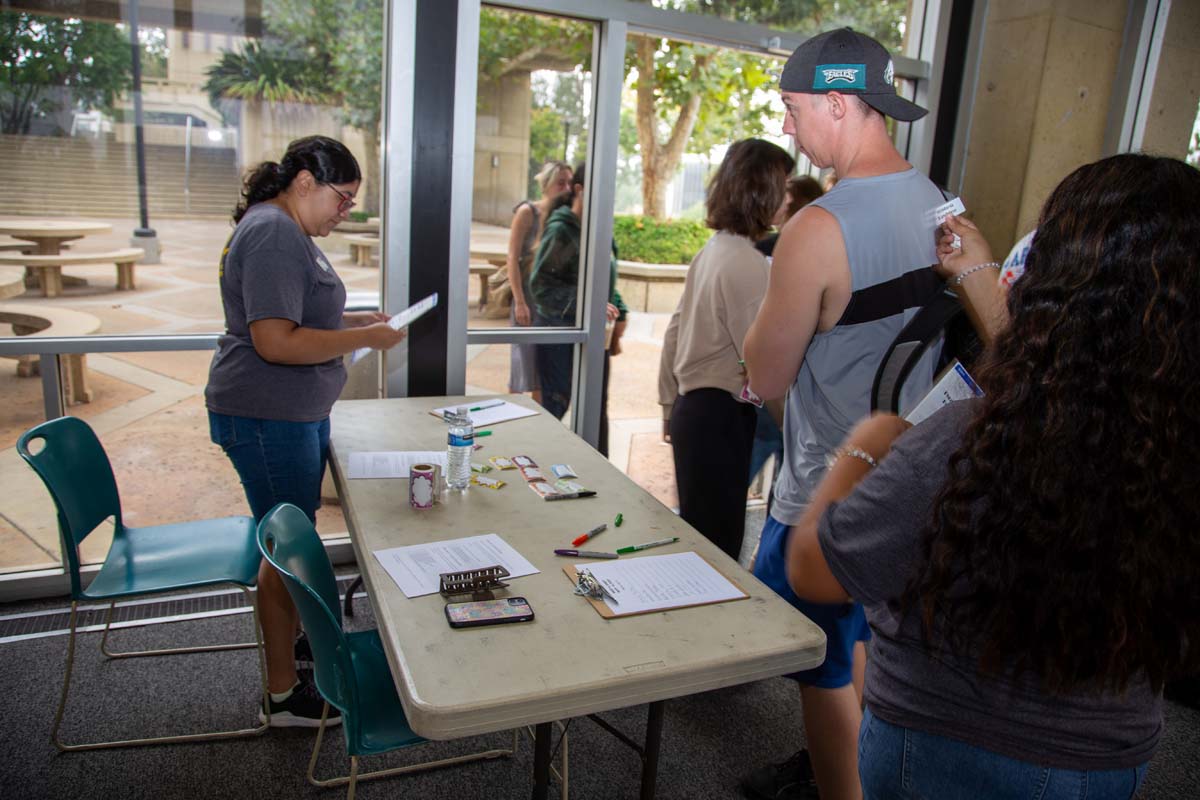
[571,523,607,547]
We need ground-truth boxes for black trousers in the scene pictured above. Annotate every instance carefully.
[669,388,757,560]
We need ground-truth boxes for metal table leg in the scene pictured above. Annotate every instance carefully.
[531,720,553,800]
[640,701,665,800]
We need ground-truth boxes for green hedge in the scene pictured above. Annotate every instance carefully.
[613,215,710,265]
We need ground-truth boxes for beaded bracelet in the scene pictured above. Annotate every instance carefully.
[950,261,1000,286]
[831,446,878,469]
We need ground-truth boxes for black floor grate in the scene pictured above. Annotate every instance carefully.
[0,576,363,644]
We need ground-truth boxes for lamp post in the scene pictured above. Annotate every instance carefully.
[127,0,160,263]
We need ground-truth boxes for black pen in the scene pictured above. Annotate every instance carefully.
[554,549,618,559]
[544,490,597,501]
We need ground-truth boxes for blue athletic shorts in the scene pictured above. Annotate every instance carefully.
[753,513,870,689]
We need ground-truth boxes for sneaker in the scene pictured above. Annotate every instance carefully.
[260,677,342,729]
[741,749,818,800]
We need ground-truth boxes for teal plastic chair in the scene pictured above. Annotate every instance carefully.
[257,503,539,799]
[16,416,269,751]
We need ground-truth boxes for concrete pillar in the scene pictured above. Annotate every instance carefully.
[960,0,1129,257]
[1138,1,1200,160]
[473,72,532,226]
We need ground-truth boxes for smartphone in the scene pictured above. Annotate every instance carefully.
[445,597,535,629]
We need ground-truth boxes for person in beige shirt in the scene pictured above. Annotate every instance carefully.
[658,138,795,559]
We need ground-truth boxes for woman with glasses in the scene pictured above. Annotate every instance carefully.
[205,136,404,728]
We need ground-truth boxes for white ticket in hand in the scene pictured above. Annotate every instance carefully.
[349,292,439,365]
[927,197,966,249]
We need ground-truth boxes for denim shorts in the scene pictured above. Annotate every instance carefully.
[208,411,330,523]
[753,513,870,688]
[858,707,1147,800]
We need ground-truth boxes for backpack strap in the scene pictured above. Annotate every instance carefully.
[870,285,964,414]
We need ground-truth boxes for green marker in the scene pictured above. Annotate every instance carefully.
[475,430,492,437]
[614,513,623,527]
[615,537,678,555]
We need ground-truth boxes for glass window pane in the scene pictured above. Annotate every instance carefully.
[471,6,594,337]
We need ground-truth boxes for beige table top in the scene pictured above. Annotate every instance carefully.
[329,395,826,740]
[0,220,112,240]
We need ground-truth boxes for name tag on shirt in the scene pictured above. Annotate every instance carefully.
[316,255,333,272]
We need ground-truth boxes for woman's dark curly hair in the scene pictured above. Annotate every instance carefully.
[907,154,1200,695]
[706,138,796,240]
[233,135,360,223]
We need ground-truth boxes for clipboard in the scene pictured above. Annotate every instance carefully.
[562,552,749,619]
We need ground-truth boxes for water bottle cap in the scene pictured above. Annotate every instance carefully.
[455,406,468,415]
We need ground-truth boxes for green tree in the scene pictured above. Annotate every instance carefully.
[204,0,385,212]
[628,0,906,217]
[0,11,132,135]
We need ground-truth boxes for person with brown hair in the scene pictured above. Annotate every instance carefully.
[788,153,1200,796]
[756,175,825,259]
[658,138,795,560]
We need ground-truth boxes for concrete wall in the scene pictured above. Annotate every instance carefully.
[960,0,1130,258]
[1139,1,1200,160]
[473,72,533,227]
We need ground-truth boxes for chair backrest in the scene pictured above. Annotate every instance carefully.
[16,417,122,595]
[257,503,360,734]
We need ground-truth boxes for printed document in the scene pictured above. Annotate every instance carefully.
[905,360,984,426]
[577,551,745,615]
[347,451,447,479]
[374,533,538,598]
[349,292,439,365]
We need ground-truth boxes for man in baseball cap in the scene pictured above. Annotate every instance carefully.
[741,29,943,800]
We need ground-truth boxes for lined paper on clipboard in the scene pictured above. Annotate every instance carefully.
[564,551,748,618]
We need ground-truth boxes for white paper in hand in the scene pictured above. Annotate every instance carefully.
[349,292,439,365]
[926,197,966,249]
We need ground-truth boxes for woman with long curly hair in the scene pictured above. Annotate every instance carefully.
[784,153,1200,797]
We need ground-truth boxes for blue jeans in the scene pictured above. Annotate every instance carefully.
[858,707,1147,800]
[208,411,330,523]
[534,311,574,421]
[747,404,784,488]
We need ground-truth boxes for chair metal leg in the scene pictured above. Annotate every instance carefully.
[52,590,270,751]
[343,575,363,617]
[524,723,569,800]
[306,700,515,794]
[100,593,259,659]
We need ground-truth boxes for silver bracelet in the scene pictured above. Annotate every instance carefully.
[831,446,878,469]
[950,261,1000,286]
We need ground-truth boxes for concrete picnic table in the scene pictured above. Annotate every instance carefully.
[0,219,113,294]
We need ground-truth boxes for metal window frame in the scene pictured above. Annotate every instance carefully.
[1103,0,1172,156]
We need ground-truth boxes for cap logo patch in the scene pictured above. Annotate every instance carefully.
[884,59,894,85]
[814,64,866,90]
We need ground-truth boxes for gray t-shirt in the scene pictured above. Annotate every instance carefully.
[205,203,347,422]
[817,400,1161,769]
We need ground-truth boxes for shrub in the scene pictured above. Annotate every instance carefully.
[613,215,710,264]
[348,211,369,223]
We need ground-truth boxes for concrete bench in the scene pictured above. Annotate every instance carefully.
[471,261,501,311]
[615,260,689,313]
[0,303,102,404]
[344,234,379,266]
[0,267,24,299]
[0,248,145,298]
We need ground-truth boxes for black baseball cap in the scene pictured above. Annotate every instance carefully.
[780,28,927,122]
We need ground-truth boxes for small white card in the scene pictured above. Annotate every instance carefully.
[926,197,966,249]
[905,360,983,426]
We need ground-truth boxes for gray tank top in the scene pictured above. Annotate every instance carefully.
[771,168,946,524]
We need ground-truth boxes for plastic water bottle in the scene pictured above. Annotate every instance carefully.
[446,406,474,490]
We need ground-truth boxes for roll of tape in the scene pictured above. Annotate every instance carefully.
[410,463,437,509]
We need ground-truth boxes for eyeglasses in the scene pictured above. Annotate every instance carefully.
[323,184,357,213]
